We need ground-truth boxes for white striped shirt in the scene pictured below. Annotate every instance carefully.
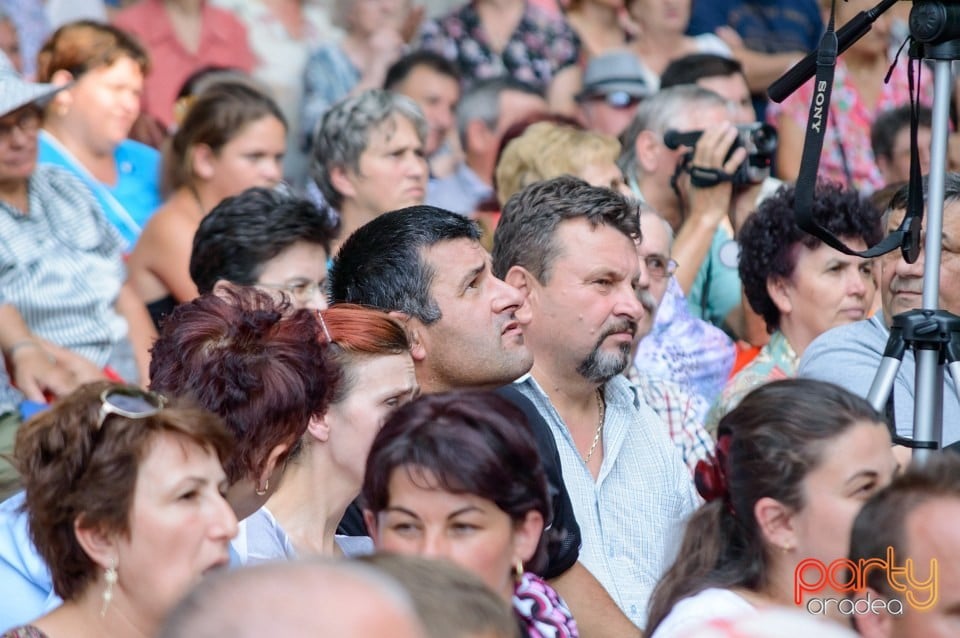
[514,374,698,629]
[0,165,129,371]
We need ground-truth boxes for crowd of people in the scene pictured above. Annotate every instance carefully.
[0,0,959,637]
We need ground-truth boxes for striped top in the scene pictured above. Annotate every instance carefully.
[0,165,128,368]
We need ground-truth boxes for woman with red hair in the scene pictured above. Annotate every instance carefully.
[237,304,418,561]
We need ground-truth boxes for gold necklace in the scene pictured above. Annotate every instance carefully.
[584,389,605,464]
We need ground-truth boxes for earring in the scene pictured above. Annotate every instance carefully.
[514,559,524,583]
[100,560,118,618]
[781,543,794,553]
[255,479,269,496]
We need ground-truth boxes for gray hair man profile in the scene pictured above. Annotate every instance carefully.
[426,77,546,216]
[800,175,960,448]
[492,175,698,630]
[618,84,757,338]
[848,452,960,637]
[159,559,427,638]
[329,204,641,638]
[310,89,428,252]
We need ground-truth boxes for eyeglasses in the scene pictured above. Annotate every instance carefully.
[644,255,678,280]
[0,107,41,144]
[258,279,326,305]
[97,387,167,430]
[587,91,644,110]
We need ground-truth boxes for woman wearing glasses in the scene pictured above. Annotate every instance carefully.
[238,304,418,562]
[1,382,237,638]
[706,183,881,429]
[362,391,579,638]
[127,81,288,329]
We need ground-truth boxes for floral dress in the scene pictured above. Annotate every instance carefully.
[418,0,579,91]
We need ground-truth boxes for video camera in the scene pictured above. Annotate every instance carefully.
[663,123,778,187]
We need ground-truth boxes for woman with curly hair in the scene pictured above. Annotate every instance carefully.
[706,183,881,427]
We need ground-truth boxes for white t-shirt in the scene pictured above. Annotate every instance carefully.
[651,587,754,638]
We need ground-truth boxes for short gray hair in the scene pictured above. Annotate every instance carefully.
[618,85,731,183]
[456,77,542,150]
[310,89,427,211]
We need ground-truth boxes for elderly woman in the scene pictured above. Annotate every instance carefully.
[0,50,154,393]
[127,82,288,325]
[36,21,161,249]
[239,304,417,561]
[1,381,237,637]
[362,391,579,637]
[647,380,897,636]
[707,183,881,427]
[0,288,333,630]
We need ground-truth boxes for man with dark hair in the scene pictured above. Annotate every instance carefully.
[870,105,933,188]
[426,77,546,215]
[384,51,461,164]
[848,452,960,637]
[329,204,641,638]
[189,187,337,309]
[492,176,698,630]
[660,53,755,122]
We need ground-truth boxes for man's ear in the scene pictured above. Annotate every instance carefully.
[388,310,426,362]
[504,265,535,325]
[851,587,895,638]
[766,275,793,317]
[466,119,493,155]
[636,130,663,174]
[74,517,118,572]
[753,495,798,552]
[329,165,358,200]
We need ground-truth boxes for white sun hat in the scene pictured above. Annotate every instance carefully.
[0,50,65,119]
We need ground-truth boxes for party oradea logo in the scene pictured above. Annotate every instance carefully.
[794,547,938,616]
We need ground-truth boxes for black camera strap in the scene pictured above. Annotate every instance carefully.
[793,0,923,262]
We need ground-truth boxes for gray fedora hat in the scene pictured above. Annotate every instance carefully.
[0,50,64,119]
[575,50,653,102]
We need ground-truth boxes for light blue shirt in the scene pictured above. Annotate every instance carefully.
[0,492,58,632]
[425,163,492,216]
[513,374,698,628]
[38,132,161,250]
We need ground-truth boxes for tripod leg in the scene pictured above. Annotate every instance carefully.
[913,348,944,463]
[868,355,904,412]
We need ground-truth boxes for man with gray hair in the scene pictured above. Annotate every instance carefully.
[426,77,546,216]
[159,559,428,638]
[492,175,698,630]
[310,89,429,252]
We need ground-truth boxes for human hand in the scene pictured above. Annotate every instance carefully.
[399,4,425,43]
[681,122,747,227]
[9,341,78,402]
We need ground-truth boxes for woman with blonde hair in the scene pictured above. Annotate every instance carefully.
[36,21,161,249]
[495,121,627,204]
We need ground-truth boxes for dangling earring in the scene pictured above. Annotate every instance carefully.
[100,560,118,618]
[255,478,269,496]
[514,559,524,583]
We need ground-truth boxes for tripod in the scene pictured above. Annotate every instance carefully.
[771,0,960,461]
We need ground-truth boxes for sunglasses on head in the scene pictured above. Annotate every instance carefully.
[97,387,167,430]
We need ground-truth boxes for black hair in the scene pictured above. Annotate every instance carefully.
[384,50,461,91]
[660,54,746,89]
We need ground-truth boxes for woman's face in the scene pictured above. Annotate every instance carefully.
[63,56,143,150]
[255,240,331,311]
[349,0,400,36]
[774,237,876,355]
[0,106,41,187]
[371,466,542,600]
[111,432,237,626]
[789,420,897,567]
[325,352,418,488]
[199,115,286,201]
[628,0,690,33]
